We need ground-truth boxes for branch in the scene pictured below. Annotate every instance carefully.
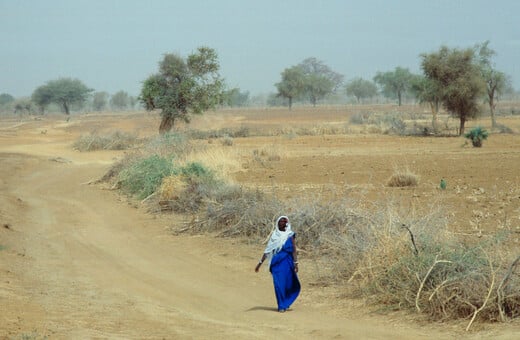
[466,251,496,331]
[497,255,520,322]
[416,255,451,312]
[402,224,418,255]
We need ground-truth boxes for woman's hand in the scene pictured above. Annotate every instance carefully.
[255,262,262,272]
[294,263,299,273]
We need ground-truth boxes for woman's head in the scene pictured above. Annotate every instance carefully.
[277,216,289,231]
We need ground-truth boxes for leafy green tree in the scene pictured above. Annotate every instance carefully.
[298,58,343,106]
[275,66,305,109]
[475,41,512,128]
[110,90,130,110]
[32,78,93,115]
[0,93,15,106]
[373,67,414,106]
[410,74,442,131]
[13,98,34,114]
[140,47,224,133]
[345,78,378,103]
[223,88,250,107]
[92,92,109,111]
[421,46,485,135]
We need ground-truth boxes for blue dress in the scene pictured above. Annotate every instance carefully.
[269,235,301,311]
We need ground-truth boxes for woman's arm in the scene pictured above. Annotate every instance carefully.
[292,236,298,273]
[254,253,267,272]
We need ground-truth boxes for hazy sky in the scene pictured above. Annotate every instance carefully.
[1,0,519,98]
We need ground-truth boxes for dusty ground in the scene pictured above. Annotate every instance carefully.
[1,106,520,339]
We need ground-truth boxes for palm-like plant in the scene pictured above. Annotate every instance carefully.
[464,126,489,147]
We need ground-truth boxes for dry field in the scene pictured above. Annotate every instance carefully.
[1,104,519,339]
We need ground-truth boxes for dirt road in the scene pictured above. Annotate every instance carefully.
[0,115,518,339]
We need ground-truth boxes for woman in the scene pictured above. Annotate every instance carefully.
[255,215,300,312]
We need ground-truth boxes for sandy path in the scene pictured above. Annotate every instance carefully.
[0,117,517,339]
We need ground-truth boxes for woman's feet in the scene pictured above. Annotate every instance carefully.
[278,308,286,313]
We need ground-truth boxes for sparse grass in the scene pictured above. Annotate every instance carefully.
[73,130,139,151]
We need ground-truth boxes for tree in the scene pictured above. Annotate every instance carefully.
[345,78,378,103]
[421,46,486,135]
[32,78,93,115]
[110,90,130,110]
[410,74,442,131]
[13,98,34,114]
[373,67,414,106]
[139,47,224,133]
[223,88,250,107]
[275,66,305,109]
[0,93,15,106]
[475,41,512,128]
[298,58,343,106]
[92,92,109,111]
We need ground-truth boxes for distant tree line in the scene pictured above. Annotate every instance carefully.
[0,41,516,135]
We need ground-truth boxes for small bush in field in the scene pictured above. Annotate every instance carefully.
[221,135,233,146]
[118,155,174,199]
[387,169,419,187]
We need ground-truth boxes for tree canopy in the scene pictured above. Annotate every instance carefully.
[345,78,378,103]
[32,78,93,114]
[299,58,343,106]
[421,46,486,135]
[0,93,15,106]
[275,58,343,108]
[92,92,109,112]
[373,67,414,106]
[110,91,130,110]
[275,66,306,109]
[139,47,224,133]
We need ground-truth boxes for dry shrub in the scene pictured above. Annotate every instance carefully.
[158,175,186,201]
[73,130,138,151]
[180,146,242,180]
[252,145,284,164]
[387,168,419,187]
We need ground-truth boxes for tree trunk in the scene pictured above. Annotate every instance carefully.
[397,91,402,106]
[430,101,439,133]
[489,91,496,128]
[459,116,466,136]
[159,115,174,134]
[289,97,292,110]
[63,101,70,115]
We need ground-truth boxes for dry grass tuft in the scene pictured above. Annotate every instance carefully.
[387,168,419,187]
[158,175,186,201]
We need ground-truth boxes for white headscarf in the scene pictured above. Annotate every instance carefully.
[263,215,294,265]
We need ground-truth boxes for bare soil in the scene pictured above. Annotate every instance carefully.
[1,107,519,339]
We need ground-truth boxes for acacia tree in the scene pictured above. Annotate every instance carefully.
[140,47,224,133]
[298,58,343,106]
[421,46,485,135]
[475,41,511,128]
[275,66,305,109]
[373,67,414,106]
[345,78,378,103]
[32,78,93,115]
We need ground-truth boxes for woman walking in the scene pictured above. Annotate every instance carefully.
[255,215,300,312]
